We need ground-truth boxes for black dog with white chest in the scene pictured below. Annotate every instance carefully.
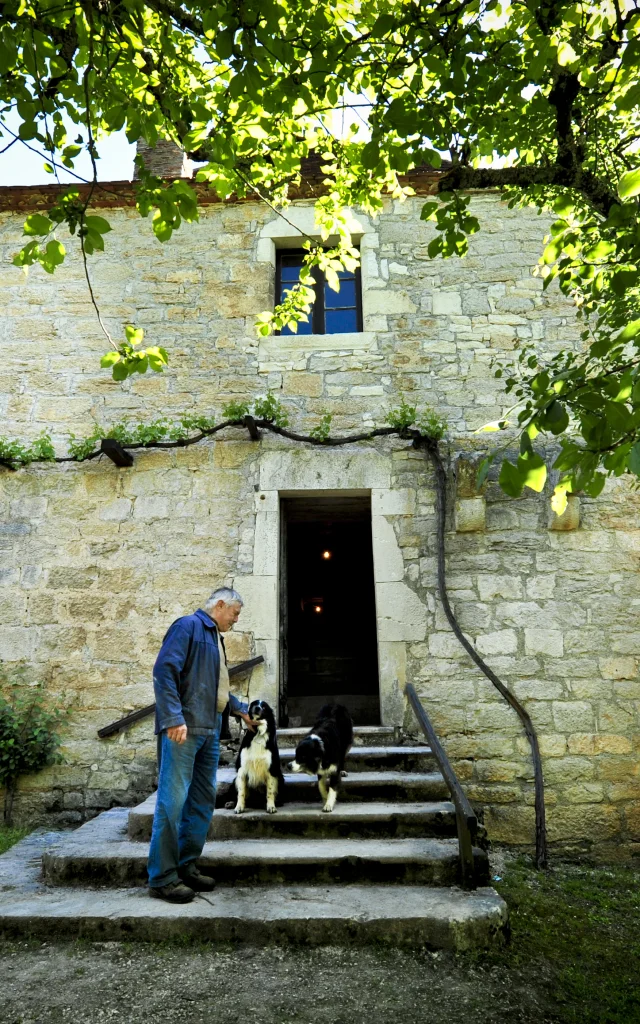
[289,703,353,812]
[234,699,284,814]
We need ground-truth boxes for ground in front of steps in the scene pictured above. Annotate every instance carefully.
[0,939,553,1024]
[0,830,638,1024]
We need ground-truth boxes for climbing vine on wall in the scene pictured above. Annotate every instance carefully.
[0,396,445,470]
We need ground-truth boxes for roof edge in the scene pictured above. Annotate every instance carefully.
[0,168,444,213]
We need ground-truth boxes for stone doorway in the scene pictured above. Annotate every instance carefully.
[280,495,381,727]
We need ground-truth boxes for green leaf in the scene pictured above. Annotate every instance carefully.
[551,484,570,517]
[475,420,507,433]
[584,472,606,497]
[556,41,578,66]
[23,214,52,236]
[541,401,569,435]
[476,456,492,490]
[520,430,533,456]
[84,229,104,253]
[628,442,640,477]
[616,318,640,342]
[100,352,121,368]
[517,453,547,492]
[84,215,112,234]
[603,400,631,433]
[112,361,129,381]
[499,459,525,498]
[618,168,640,199]
[125,325,145,346]
[43,240,65,266]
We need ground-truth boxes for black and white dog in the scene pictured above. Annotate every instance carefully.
[289,704,353,812]
[234,699,284,815]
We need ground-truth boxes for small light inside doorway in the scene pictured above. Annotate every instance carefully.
[322,550,332,560]
[314,604,322,613]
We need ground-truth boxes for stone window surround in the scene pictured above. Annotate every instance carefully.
[255,204,393,364]
[231,449,429,728]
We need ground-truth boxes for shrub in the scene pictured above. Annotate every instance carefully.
[0,675,72,824]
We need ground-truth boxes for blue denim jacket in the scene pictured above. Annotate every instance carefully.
[153,608,248,735]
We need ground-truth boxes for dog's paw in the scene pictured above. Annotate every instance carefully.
[322,804,333,813]
[234,806,244,815]
[266,805,277,814]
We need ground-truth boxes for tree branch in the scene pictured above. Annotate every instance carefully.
[438,165,618,218]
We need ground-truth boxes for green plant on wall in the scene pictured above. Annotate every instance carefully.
[385,398,447,440]
[0,674,72,825]
[0,397,449,469]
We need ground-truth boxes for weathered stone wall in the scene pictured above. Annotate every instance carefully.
[0,190,638,858]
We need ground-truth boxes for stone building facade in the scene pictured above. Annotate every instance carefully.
[0,162,638,860]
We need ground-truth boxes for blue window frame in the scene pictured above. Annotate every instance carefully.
[276,249,362,335]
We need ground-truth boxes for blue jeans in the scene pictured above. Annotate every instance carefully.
[147,719,221,889]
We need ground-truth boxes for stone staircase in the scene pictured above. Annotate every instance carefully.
[0,726,508,948]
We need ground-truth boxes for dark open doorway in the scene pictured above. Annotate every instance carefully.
[279,494,380,727]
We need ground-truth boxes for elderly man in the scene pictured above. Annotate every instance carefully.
[148,587,255,903]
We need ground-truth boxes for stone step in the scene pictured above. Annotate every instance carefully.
[128,795,457,841]
[277,726,398,747]
[278,745,436,773]
[41,811,489,888]
[0,881,508,950]
[214,769,449,808]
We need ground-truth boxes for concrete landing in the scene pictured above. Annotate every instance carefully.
[0,829,507,950]
[128,795,457,840]
[41,809,489,888]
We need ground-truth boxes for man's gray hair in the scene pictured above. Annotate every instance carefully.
[204,587,244,610]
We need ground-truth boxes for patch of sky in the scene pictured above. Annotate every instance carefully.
[0,108,135,186]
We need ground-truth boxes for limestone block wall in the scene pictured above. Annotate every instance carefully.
[0,188,638,858]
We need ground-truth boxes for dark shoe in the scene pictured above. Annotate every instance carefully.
[178,865,216,892]
[149,881,195,904]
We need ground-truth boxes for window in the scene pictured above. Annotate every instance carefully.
[276,249,362,335]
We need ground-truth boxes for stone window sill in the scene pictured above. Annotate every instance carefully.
[259,331,375,353]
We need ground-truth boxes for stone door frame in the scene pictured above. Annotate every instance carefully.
[233,449,429,727]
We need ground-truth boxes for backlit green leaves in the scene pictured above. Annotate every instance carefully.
[136,168,199,243]
[1,0,640,443]
[80,215,112,255]
[23,214,52,236]
[100,326,169,380]
[420,194,480,259]
[12,238,65,274]
[618,169,640,200]
[498,453,547,498]
[551,483,570,517]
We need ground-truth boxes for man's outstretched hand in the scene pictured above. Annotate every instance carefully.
[238,712,258,732]
[167,715,256,742]
[167,725,188,744]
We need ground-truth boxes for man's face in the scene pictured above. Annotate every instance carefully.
[211,600,242,632]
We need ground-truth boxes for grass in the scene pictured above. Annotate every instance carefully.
[467,859,640,1024]
[0,824,30,856]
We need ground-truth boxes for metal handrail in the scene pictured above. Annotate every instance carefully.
[97,655,265,738]
[405,683,477,890]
